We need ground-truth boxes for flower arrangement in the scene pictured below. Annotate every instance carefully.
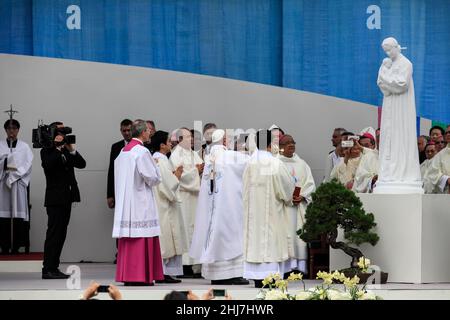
[255,270,382,300]
[357,256,371,273]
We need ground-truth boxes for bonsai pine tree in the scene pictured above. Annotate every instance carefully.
[298,180,379,268]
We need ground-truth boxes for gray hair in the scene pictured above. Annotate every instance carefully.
[131,119,148,138]
[334,128,348,135]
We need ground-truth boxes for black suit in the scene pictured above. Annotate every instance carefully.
[107,140,126,199]
[41,146,86,272]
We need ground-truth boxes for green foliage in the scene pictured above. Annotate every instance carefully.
[298,180,379,246]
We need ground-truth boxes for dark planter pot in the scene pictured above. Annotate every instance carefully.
[341,270,388,284]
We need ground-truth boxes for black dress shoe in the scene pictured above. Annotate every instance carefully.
[231,277,250,285]
[156,275,182,284]
[42,270,70,279]
[211,278,234,285]
[254,279,264,288]
[124,282,154,286]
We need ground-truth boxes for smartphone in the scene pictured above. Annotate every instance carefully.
[97,285,109,293]
[213,289,226,297]
[341,140,354,148]
[293,186,301,198]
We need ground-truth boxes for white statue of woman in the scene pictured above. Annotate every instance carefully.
[373,37,423,194]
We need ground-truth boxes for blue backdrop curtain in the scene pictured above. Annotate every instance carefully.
[0,0,449,123]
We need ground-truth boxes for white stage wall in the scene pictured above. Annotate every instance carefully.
[0,54,377,262]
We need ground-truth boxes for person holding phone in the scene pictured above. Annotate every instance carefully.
[329,132,361,190]
[79,282,122,300]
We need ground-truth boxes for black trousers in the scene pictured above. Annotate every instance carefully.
[43,205,71,272]
[0,218,30,253]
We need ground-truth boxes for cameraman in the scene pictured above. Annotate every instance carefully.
[40,122,86,279]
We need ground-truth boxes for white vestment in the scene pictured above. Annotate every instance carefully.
[420,159,434,194]
[375,53,423,193]
[424,145,450,194]
[353,148,379,193]
[112,140,161,238]
[153,152,188,275]
[0,140,33,221]
[279,153,316,272]
[242,150,295,279]
[169,145,203,265]
[190,145,249,280]
[330,157,361,186]
[323,150,342,182]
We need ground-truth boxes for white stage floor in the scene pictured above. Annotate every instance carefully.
[1,263,450,300]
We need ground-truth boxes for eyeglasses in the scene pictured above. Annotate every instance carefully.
[445,131,450,135]
[436,141,446,144]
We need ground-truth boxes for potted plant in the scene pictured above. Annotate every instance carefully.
[298,180,388,284]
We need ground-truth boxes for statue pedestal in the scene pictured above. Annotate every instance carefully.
[330,194,450,283]
[373,181,424,194]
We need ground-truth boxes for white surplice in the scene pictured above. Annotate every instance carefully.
[0,140,33,221]
[112,140,161,238]
[353,148,379,193]
[424,145,450,194]
[189,145,249,280]
[242,150,295,279]
[323,150,342,182]
[153,152,188,275]
[330,157,361,186]
[420,158,434,194]
[279,153,316,272]
[169,145,203,266]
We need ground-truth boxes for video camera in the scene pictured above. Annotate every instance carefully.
[32,120,76,148]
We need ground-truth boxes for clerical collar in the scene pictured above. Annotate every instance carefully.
[6,139,17,148]
[131,138,144,145]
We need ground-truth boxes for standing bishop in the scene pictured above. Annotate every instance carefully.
[190,129,250,285]
[113,120,163,286]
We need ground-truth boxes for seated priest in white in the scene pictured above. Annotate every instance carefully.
[190,129,250,285]
[242,130,295,288]
[151,131,187,284]
[330,133,361,190]
[353,134,379,193]
[425,126,450,194]
[278,134,316,276]
[421,142,438,194]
